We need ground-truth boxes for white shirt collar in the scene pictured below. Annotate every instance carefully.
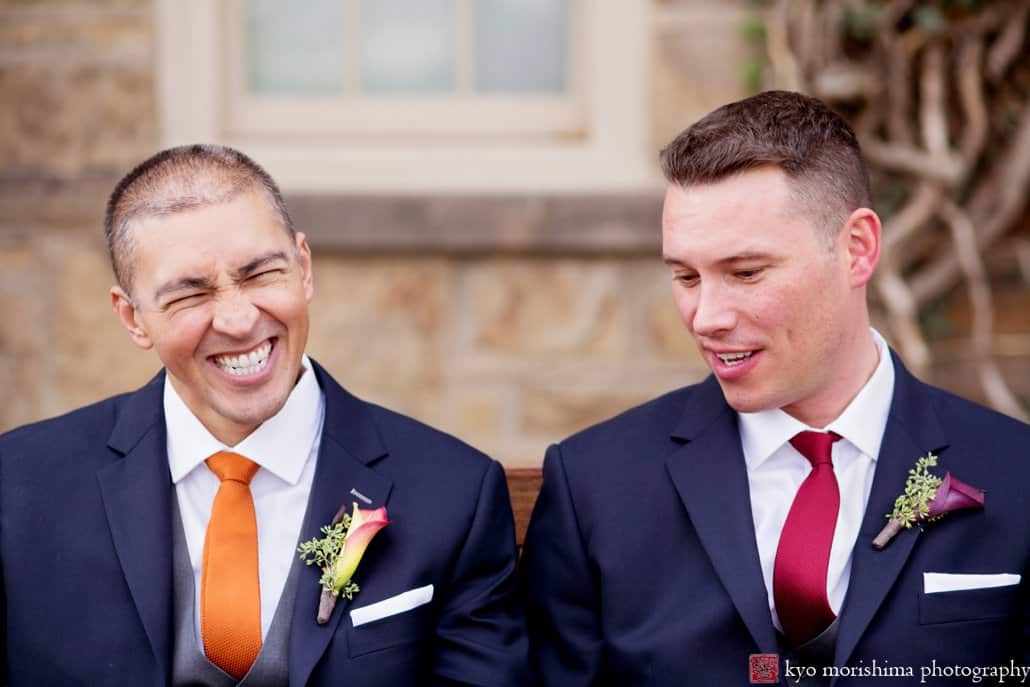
[739,328,895,471]
[165,354,323,486]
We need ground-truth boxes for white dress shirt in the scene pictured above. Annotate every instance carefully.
[165,354,325,648]
[738,329,895,632]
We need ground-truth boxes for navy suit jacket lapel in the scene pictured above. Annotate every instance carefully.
[666,375,780,655]
[834,352,948,669]
[92,363,398,685]
[288,361,394,687]
[96,372,174,685]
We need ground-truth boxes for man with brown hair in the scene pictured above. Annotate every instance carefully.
[522,91,1030,685]
[0,144,528,686]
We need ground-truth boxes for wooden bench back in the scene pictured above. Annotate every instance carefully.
[504,467,543,548]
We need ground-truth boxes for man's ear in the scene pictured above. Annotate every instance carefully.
[295,231,314,303]
[111,285,154,350]
[844,208,881,288]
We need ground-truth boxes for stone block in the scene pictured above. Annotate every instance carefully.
[0,9,150,55]
[454,392,504,440]
[0,62,156,178]
[0,0,146,9]
[54,246,159,412]
[0,244,48,431]
[461,259,625,359]
[378,385,511,457]
[0,177,114,230]
[306,256,450,391]
[522,385,657,439]
[652,6,757,148]
[647,284,700,360]
[619,259,704,363]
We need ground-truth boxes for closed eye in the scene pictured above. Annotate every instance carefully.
[165,292,206,309]
[674,273,699,287]
[246,269,285,282]
[734,268,764,281]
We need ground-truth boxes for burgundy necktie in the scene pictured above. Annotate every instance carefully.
[773,431,842,646]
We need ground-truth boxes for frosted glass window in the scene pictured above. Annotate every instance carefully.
[246,0,344,95]
[361,0,456,93]
[476,0,568,93]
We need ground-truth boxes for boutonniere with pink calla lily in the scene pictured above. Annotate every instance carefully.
[298,502,391,624]
[872,452,984,550]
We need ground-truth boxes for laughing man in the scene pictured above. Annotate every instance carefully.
[0,144,528,686]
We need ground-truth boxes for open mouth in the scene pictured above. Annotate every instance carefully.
[211,338,274,377]
[715,351,755,367]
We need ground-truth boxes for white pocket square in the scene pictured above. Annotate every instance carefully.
[350,584,434,627]
[923,572,1020,594]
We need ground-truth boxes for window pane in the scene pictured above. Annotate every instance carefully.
[361,0,456,93]
[476,0,568,93]
[246,0,343,94]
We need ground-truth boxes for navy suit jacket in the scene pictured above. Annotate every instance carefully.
[0,361,528,686]
[522,353,1030,685]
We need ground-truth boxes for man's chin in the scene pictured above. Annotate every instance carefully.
[211,393,291,434]
[232,402,287,426]
[718,386,776,415]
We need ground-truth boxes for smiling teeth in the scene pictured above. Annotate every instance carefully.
[717,351,754,366]
[214,340,272,376]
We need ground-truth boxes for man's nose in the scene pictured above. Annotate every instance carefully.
[211,288,259,337]
[690,282,737,337]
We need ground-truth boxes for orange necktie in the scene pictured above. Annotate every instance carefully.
[201,451,262,679]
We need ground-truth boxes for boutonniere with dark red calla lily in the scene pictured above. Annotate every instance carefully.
[298,502,390,624]
[872,452,984,550]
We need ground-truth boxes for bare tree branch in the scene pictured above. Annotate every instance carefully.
[1017,239,1030,286]
[883,38,916,144]
[859,138,964,185]
[919,44,949,154]
[938,198,1028,421]
[913,104,1030,305]
[878,0,918,30]
[766,0,805,91]
[956,38,989,164]
[795,0,820,79]
[767,0,1030,416]
[875,263,931,377]
[987,2,1028,82]
[883,182,942,257]
[813,63,880,101]
[820,1,845,66]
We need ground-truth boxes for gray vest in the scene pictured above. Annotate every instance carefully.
[171,497,302,687]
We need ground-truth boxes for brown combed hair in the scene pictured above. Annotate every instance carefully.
[105,144,295,293]
[659,90,873,241]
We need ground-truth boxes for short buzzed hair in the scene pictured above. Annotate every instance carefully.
[105,144,295,293]
[659,90,872,243]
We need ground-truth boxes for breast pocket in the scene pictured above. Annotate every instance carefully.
[918,584,1020,625]
[347,603,434,657]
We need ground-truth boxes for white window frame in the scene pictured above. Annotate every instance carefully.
[156,0,657,194]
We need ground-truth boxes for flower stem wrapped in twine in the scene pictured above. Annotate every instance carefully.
[873,455,984,550]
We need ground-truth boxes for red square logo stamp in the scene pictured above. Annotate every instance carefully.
[749,653,780,684]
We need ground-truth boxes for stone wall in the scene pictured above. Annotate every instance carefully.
[1,0,159,434]
[1,0,1026,467]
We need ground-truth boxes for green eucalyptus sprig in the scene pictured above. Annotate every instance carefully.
[888,453,944,528]
[297,501,391,624]
[873,452,985,550]
[297,516,360,601]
